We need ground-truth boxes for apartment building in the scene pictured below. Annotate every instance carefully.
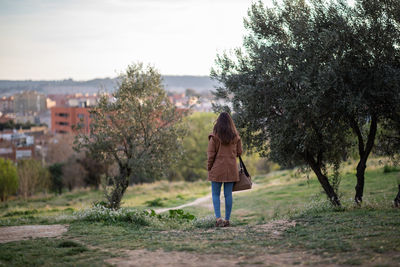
[0,96,14,114]
[51,106,92,134]
[13,91,47,115]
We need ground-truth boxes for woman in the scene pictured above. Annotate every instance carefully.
[207,112,242,227]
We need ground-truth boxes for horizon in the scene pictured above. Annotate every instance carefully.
[0,0,270,80]
[0,74,213,82]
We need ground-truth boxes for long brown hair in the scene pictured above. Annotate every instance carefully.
[213,112,238,145]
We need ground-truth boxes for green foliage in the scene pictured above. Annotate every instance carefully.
[211,0,400,204]
[172,112,216,181]
[0,120,45,131]
[191,215,216,229]
[241,152,280,176]
[4,209,38,217]
[74,204,152,226]
[168,209,196,221]
[212,0,355,204]
[0,158,18,201]
[17,159,51,199]
[383,165,400,173]
[75,63,187,209]
[49,163,63,195]
[77,152,107,189]
[144,197,165,207]
[377,117,400,163]
[171,112,276,181]
[74,204,196,227]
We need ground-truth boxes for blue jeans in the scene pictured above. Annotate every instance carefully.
[211,181,234,221]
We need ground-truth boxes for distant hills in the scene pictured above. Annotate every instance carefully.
[0,76,219,96]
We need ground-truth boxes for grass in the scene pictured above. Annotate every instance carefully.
[0,238,113,266]
[0,180,209,225]
[0,159,399,266]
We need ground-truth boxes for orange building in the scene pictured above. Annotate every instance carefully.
[51,107,92,134]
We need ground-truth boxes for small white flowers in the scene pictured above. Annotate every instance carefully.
[74,204,151,226]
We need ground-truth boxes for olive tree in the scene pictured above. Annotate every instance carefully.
[212,0,353,205]
[75,63,186,209]
[212,0,400,205]
[338,0,400,203]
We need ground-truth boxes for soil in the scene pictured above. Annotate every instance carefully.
[0,224,68,243]
[105,249,329,267]
[105,220,332,267]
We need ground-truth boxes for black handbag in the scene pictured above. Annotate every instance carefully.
[233,156,252,191]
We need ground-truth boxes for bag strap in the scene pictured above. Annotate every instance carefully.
[239,156,250,177]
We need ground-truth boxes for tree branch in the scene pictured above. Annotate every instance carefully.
[349,116,365,158]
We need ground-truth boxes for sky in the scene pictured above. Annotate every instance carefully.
[0,0,266,80]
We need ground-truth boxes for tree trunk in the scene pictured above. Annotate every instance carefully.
[107,163,130,209]
[108,175,129,209]
[306,154,341,206]
[350,115,377,204]
[394,185,400,208]
[355,161,366,204]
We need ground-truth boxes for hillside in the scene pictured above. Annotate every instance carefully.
[0,76,219,96]
[0,161,399,266]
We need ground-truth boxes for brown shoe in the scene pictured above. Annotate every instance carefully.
[222,220,230,227]
[215,218,224,227]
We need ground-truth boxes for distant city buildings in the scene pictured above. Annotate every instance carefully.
[168,93,212,112]
[49,93,105,135]
[0,130,36,162]
[0,96,14,114]
[51,106,92,134]
[0,88,215,162]
[13,91,47,115]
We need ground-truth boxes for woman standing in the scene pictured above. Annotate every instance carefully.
[207,112,242,227]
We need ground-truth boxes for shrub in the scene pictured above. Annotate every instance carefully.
[0,158,18,201]
[74,204,152,226]
[18,159,51,199]
[49,163,63,195]
[192,215,216,229]
[4,209,38,217]
[144,198,165,207]
[383,165,400,173]
[168,209,196,221]
[74,205,197,229]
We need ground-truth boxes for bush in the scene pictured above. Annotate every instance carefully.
[192,215,216,229]
[18,159,51,199]
[49,163,63,195]
[74,204,152,226]
[144,198,165,207]
[0,158,18,201]
[4,209,38,217]
[172,112,216,182]
[74,204,197,229]
[383,165,400,173]
[168,209,196,221]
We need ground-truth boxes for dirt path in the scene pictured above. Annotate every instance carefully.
[155,195,212,213]
[155,184,257,214]
[0,224,69,243]
[105,249,328,267]
[105,249,331,267]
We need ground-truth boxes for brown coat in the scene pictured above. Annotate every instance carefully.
[207,133,243,182]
